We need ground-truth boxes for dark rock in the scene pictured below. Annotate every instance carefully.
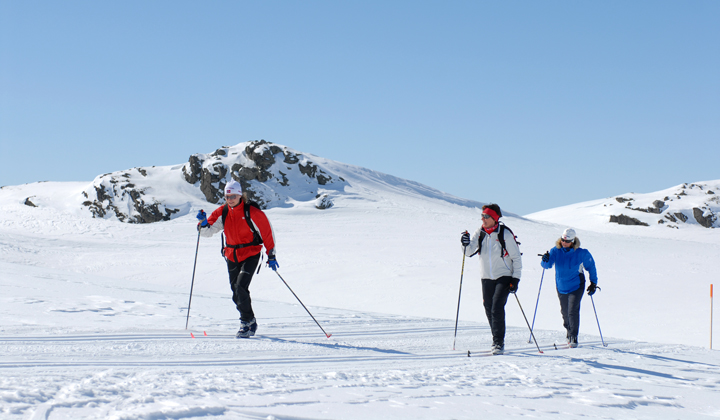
[283,152,300,164]
[674,212,688,222]
[693,208,715,228]
[245,140,278,170]
[183,155,204,184]
[299,162,318,178]
[609,214,649,226]
[665,214,677,223]
[317,174,331,185]
[24,197,37,207]
[315,194,333,210]
[615,197,633,203]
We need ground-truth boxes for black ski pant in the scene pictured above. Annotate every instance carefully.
[226,253,261,323]
[557,280,585,339]
[482,276,513,346]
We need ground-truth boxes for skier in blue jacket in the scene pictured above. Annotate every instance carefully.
[540,228,598,348]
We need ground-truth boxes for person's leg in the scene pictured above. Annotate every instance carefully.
[490,277,512,347]
[557,291,571,340]
[566,283,585,341]
[226,253,261,322]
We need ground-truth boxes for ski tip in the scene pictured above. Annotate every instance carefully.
[190,333,195,339]
[467,350,471,357]
[203,331,207,336]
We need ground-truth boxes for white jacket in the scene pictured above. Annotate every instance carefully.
[462,225,522,280]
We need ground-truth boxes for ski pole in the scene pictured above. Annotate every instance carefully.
[513,292,543,353]
[185,228,202,329]
[590,294,607,347]
[452,245,467,351]
[528,256,546,343]
[275,271,332,338]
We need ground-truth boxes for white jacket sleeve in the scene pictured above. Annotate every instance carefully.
[199,218,224,238]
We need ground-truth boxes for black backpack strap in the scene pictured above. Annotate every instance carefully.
[498,223,521,257]
[469,231,485,257]
[243,201,263,246]
[220,204,228,258]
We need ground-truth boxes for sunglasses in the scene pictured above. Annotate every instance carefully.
[561,238,574,243]
[481,214,493,220]
[226,194,240,200]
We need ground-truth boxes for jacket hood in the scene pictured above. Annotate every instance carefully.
[555,237,581,250]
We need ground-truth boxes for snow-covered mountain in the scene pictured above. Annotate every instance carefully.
[527,180,720,232]
[76,140,485,223]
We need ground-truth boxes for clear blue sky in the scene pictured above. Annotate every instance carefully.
[1,1,718,215]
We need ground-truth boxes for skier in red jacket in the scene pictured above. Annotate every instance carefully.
[196,180,278,338]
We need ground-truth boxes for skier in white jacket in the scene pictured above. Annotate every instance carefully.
[461,204,522,355]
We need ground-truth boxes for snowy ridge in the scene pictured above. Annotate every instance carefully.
[77,141,486,223]
[527,180,720,233]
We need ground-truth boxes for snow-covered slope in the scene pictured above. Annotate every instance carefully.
[1,154,719,419]
[527,181,720,235]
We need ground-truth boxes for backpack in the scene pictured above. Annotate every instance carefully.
[220,200,263,261]
[470,222,522,258]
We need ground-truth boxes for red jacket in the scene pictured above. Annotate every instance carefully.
[202,201,276,263]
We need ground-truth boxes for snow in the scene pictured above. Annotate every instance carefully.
[1,166,719,419]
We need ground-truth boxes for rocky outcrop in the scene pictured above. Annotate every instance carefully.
[315,194,334,210]
[180,140,345,210]
[82,141,348,223]
[81,168,180,223]
[607,183,718,229]
[693,208,716,228]
[609,214,649,226]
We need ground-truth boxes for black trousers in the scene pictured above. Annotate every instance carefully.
[226,253,261,323]
[557,280,585,339]
[482,276,513,346]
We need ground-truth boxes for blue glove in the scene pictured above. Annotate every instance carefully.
[541,252,550,263]
[196,210,208,227]
[268,257,279,271]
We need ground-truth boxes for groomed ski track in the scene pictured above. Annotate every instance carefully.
[2,307,719,420]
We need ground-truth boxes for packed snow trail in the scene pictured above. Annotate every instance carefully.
[2,303,720,420]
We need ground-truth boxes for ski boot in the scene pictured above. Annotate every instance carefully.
[236,318,258,338]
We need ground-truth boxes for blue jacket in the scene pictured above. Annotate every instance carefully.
[541,245,597,294]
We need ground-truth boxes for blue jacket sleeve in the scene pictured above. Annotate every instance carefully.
[582,250,598,283]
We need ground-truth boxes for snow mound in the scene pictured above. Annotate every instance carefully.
[527,180,720,232]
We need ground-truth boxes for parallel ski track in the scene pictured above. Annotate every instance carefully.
[0,332,613,369]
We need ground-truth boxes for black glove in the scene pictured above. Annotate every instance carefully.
[508,278,519,293]
[541,251,549,263]
[587,283,599,296]
[460,231,470,247]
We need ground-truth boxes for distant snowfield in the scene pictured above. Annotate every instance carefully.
[1,177,719,419]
